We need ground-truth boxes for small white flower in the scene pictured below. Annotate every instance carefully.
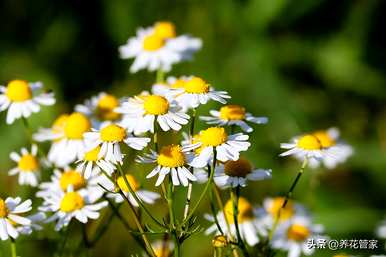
[0,197,32,240]
[40,187,107,231]
[119,22,201,73]
[168,76,230,111]
[137,145,196,187]
[151,76,190,99]
[76,146,116,179]
[280,134,324,161]
[15,212,46,235]
[186,127,250,168]
[9,144,40,187]
[0,80,55,124]
[33,112,92,167]
[200,104,268,133]
[84,123,150,164]
[116,94,189,134]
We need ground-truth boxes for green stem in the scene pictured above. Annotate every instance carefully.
[182,148,217,227]
[173,232,181,257]
[156,69,165,83]
[209,188,224,235]
[10,238,17,257]
[231,186,249,257]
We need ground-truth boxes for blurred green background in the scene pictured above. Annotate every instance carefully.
[0,0,385,256]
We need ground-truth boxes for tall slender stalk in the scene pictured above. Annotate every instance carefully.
[10,238,17,257]
[156,69,165,83]
[231,186,249,257]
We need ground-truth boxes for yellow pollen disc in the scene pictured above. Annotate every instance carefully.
[51,114,69,135]
[224,197,254,224]
[143,95,169,115]
[59,171,86,191]
[84,146,101,161]
[267,197,294,221]
[60,192,85,212]
[287,224,310,241]
[312,130,336,148]
[184,77,210,94]
[18,154,39,172]
[212,235,228,248]
[191,134,204,154]
[154,21,176,39]
[224,157,252,177]
[6,80,32,102]
[170,79,186,89]
[96,94,121,121]
[219,105,246,121]
[100,124,126,142]
[154,243,171,257]
[296,134,321,150]
[117,174,140,192]
[0,198,9,218]
[200,127,227,147]
[157,145,186,168]
[143,34,165,51]
[64,112,91,139]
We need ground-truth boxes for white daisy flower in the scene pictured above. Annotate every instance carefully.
[76,146,116,179]
[213,157,272,188]
[280,134,324,161]
[100,174,160,206]
[33,112,92,167]
[115,94,189,133]
[206,197,266,246]
[168,76,230,111]
[295,128,353,169]
[36,167,104,203]
[137,145,196,187]
[41,187,107,231]
[200,104,268,133]
[0,80,55,124]
[186,127,251,168]
[376,218,386,239]
[151,76,189,98]
[75,92,122,128]
[15,212,46,235]
[84,123,150,164]
[271,216,324,257]
[119,21,201,73]
[9,144,40,187]
[0,197,32,240]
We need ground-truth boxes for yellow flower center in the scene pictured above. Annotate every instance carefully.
[154,21,176,39]
[18,154,39,172]
[267,197,294,221]
[6,80,32,102]
[60,192,85,212]
[312,130,336,148]
[296,135,322,150]
[59,171,86,191]
[64,113,91,139]
[157,145,186,168]
[84,146,101,161]
[287,224,310,241]
[117,174,140,192]
[219,105,246,121]
[200,127,227,147]
[154,243,171,257]
[143,34,165,51]
[143,95,169,115]
[96,94,121,121]
[100,124,126,142]
[224,158,252,177]
[224,197,254,224]
[0,198,9,218]
[184,77,210,94]
[170,79,186,89]
[51,114,69,135]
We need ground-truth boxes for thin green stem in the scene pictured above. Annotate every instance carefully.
[231,186,249,257]
[173,232,181,257]
[10,238,17,257]
[156,69,165,83]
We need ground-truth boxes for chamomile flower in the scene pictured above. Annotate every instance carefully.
[186,127,251,168]
[115,94,189,133]
[168,76,230,111]
[75,92,122,128]
[280,134,324,161]
[9,144,40,187]
[0,80,55,124]
[214,157,272,188]
[15,212,46,235]
[151,76,189,98]
[84,123,150,164]
[137,145,196,186]
[76,146,116,179]
[271,216,324,257]
[41,187,108,231]
[0,197,32,240]
[119,21,201,73]
[297,128,353,169]
[206,197,265,246]
[101,174,160,206]
[33,112,92,167]
[200,104,268,133]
